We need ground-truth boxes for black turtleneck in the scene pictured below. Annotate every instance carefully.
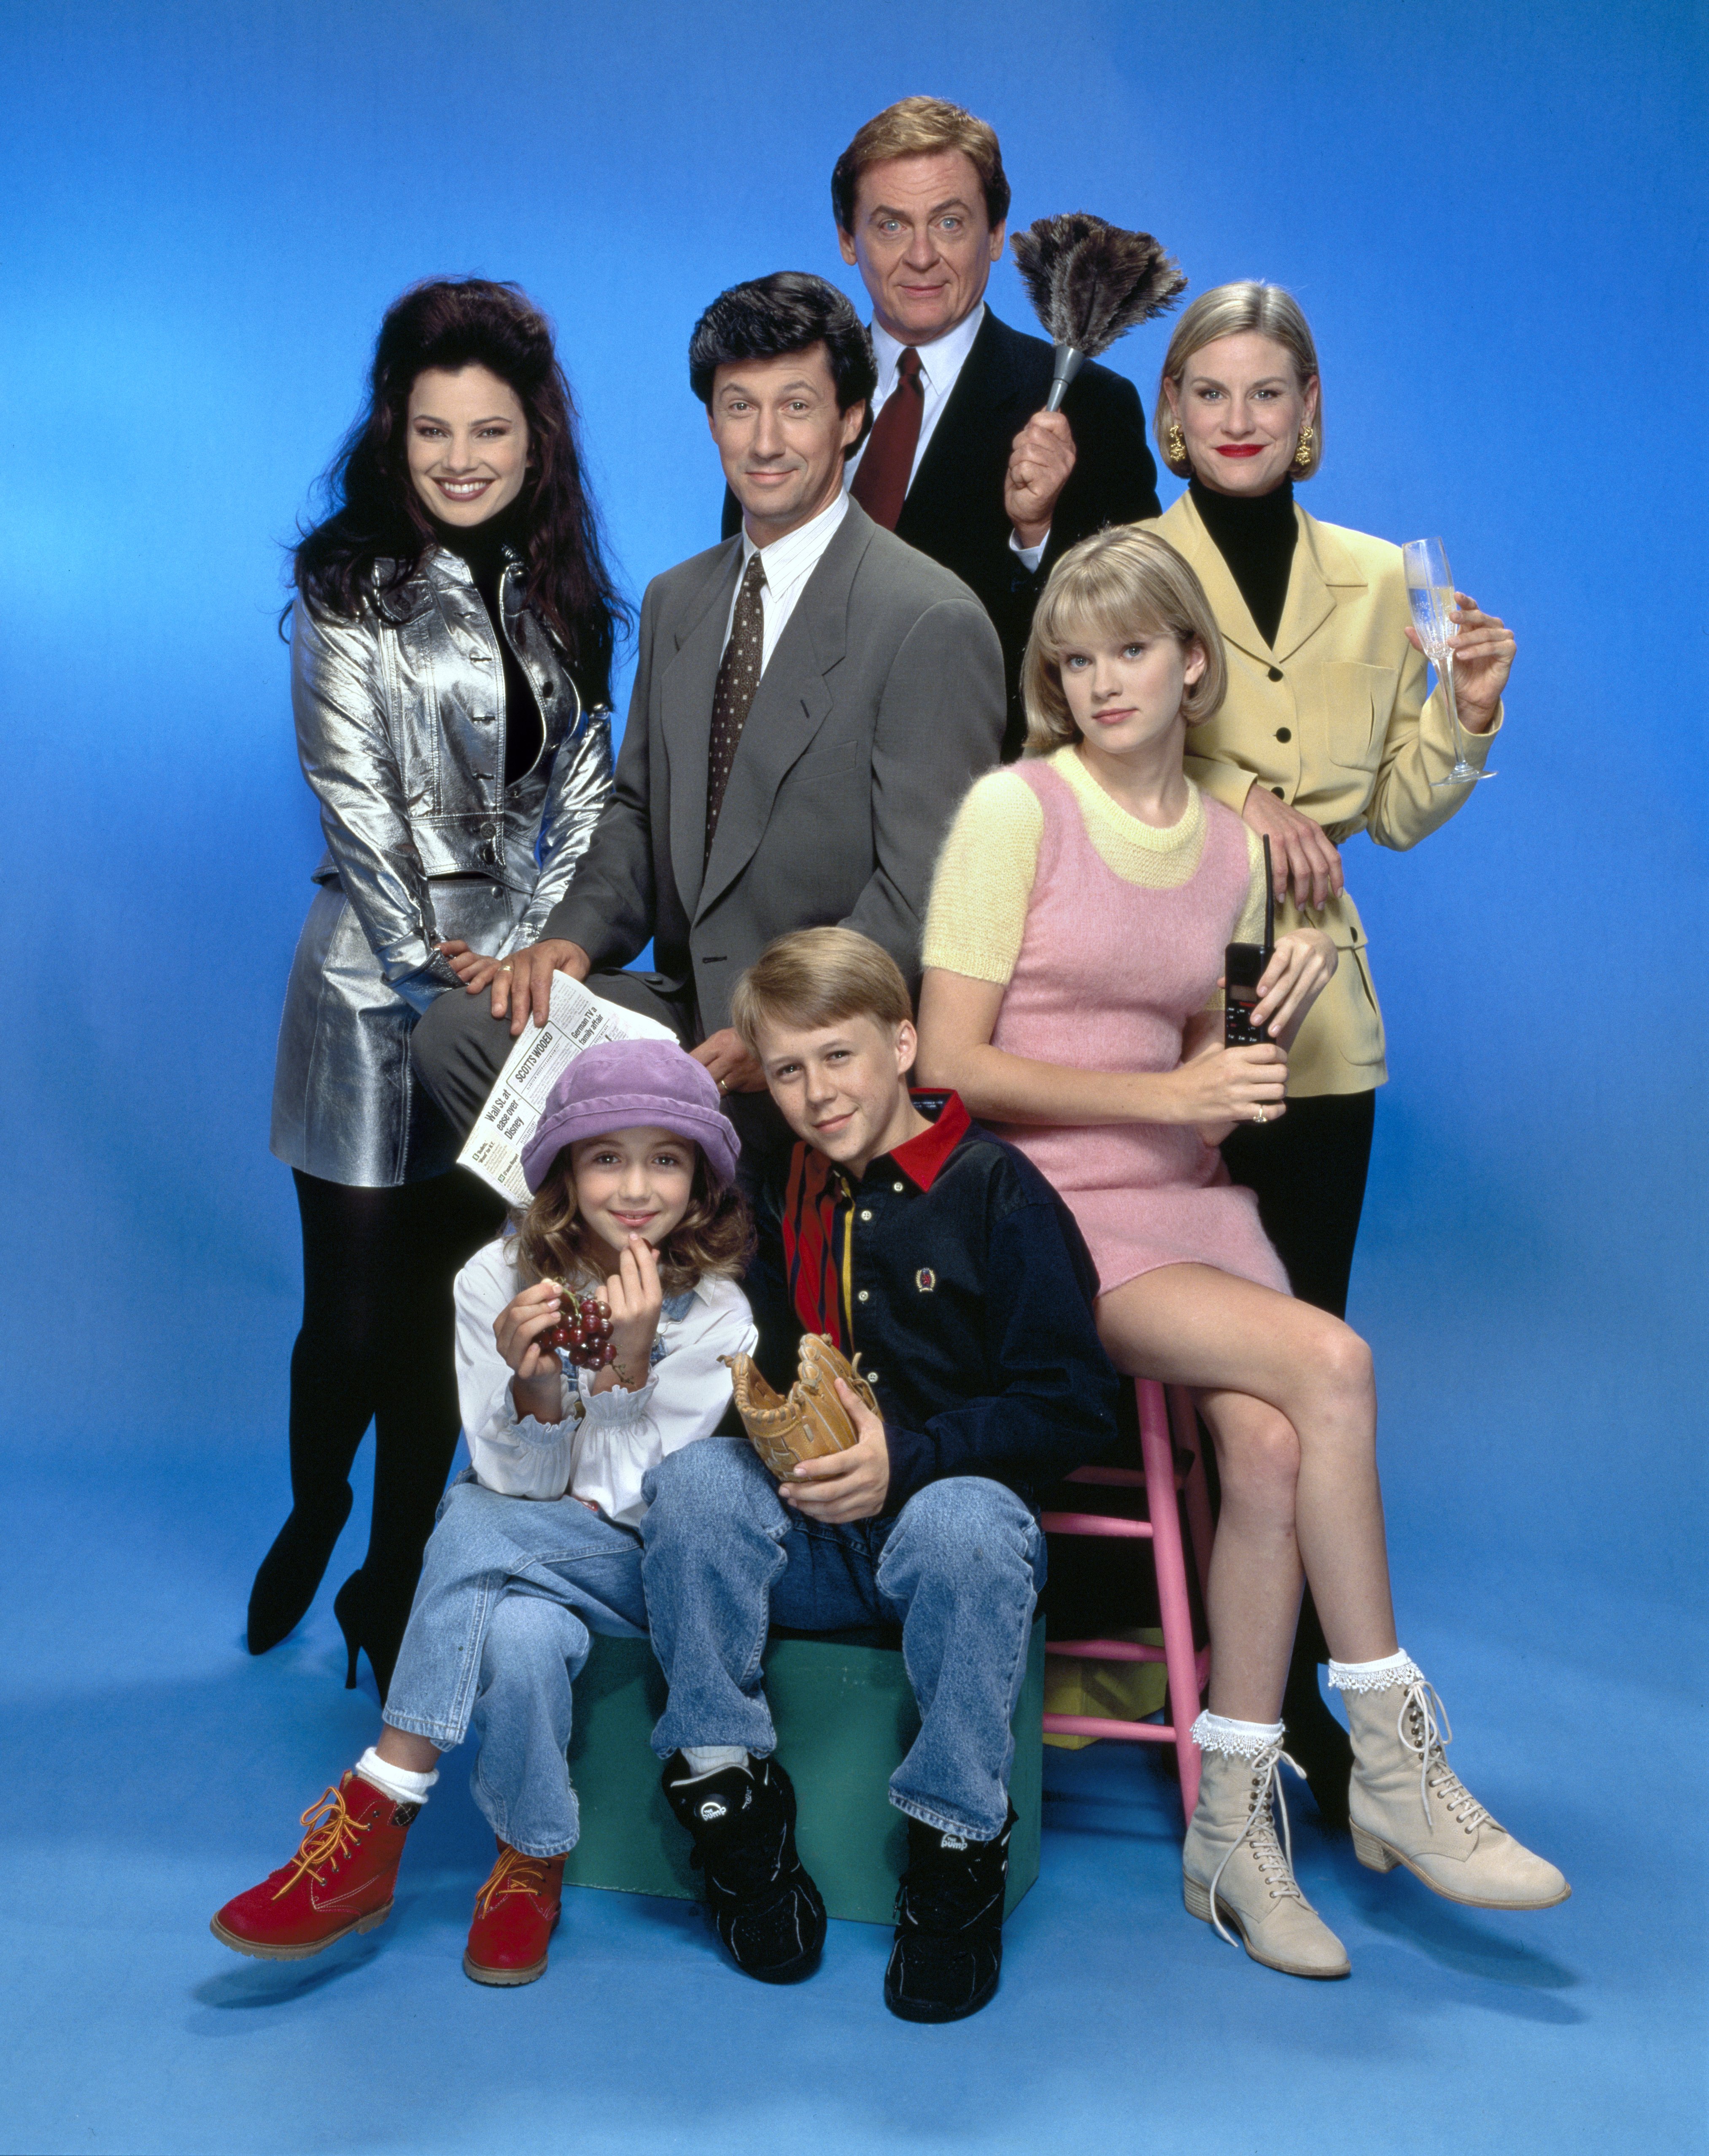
[429,503,545,786]
[1189,477,1298,651]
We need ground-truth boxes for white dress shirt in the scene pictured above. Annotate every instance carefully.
[455,1236,757,1525]
[856,305,987,490]
[724,488,849,672]
[850,304,1048,570]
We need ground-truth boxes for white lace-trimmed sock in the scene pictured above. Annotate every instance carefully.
[678,1745,749,1779]
[357,1747,439,1805]
[1191,1711,1286,1761]
[1326,1649,1423,1694]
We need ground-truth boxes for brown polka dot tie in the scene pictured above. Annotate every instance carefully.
[705,549,767,861]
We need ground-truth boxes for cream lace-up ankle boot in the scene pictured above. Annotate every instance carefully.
[1334,1659,1570,1910]
[1181,1718,1350,1979]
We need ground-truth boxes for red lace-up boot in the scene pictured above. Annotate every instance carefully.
[211,1771,420,1959]
[463,1841,567,1986]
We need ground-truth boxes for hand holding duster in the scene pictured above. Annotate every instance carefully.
[1010,213,1187,413]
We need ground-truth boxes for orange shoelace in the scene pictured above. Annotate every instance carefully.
[271,1785,370,1901]
[473,1845,554,1918]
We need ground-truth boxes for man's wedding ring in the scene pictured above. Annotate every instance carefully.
[1253,1106,1266,1124]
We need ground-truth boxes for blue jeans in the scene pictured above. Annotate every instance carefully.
[381,1474,647,1857]
[640,1439,1044,1841]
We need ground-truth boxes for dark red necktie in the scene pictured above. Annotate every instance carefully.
[850,347,923,530]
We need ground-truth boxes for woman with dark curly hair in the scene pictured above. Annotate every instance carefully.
[252,278,627,1695]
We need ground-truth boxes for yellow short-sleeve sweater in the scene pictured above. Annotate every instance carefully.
[923,746,1269,988]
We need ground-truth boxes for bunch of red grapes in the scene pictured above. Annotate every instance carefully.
[543,1284,616,1371]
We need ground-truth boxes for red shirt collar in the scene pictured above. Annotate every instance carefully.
[887,1090,970,1192]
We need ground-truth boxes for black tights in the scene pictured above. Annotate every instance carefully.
[1220,1089,1376,1677]
[1218,1090,1375,1329]
[288,1167,507,1655]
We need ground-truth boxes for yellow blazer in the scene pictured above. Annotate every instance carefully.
[1147,492,1500,1096]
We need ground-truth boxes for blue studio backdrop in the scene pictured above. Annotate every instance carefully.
[0,5,1703,2154]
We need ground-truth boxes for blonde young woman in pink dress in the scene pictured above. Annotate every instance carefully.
[916,526,1566,1981]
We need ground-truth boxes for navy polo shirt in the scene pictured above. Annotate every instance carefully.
[745,1092,1121,1509]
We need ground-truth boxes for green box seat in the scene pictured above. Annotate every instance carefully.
[561,1618,1045,1927]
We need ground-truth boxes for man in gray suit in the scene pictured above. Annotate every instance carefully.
[412,272,1005,1151]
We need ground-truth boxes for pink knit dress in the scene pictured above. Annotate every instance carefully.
[990,761,1289,1299]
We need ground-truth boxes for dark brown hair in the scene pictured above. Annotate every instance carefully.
[290,278,629,703]
[687,272,876,453]
[514,1142,753,1299]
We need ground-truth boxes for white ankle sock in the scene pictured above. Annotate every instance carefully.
[357,1746,438,1805]
[678,1745,748,1779]
[1191,1710,1285,1761]
[1326,1649,1421,1693]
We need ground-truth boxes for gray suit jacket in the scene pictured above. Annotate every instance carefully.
[545,501,1005,1037]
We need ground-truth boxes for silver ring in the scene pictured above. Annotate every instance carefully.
[1254,1106,1266,1125]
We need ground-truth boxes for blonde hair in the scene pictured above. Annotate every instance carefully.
[730,927,913,1052]
[1022,526,1227,754]
[1156,282,1322,479]
[831,96,1010,235]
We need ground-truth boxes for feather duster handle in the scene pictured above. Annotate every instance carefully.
[1011,213,1187,412]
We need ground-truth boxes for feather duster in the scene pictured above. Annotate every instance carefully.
[1011,213,1187,411]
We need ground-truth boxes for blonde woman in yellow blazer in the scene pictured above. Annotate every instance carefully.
[1147,282,1515,1815]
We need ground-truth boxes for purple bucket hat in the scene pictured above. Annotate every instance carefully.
[519,1038,740,1195]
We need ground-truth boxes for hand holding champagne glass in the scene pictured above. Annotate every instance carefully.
[1402,536,1496,789]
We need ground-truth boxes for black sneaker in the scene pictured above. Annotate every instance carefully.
[884,1806,1014,2024]
[661,1752,826,1984]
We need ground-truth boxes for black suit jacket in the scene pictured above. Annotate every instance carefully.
[723,308,1161,757]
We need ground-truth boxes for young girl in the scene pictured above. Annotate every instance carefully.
[213,1039,755,1987]
[915,527,1566,1981]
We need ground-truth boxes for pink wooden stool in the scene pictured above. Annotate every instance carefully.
[1041,1380,1214,1818]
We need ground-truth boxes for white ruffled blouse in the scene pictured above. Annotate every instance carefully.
[453,1236,757,1526]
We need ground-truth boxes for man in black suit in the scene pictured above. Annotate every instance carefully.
[722,96,1162,758]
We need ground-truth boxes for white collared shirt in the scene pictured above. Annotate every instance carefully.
[725,487,849,672]
[854,304,989,489]
[849,303,1047,569]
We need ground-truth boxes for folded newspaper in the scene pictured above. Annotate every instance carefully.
[456,976,678,1207]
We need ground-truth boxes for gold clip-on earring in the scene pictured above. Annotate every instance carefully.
[1294,423,1315,470]
[1167,420,1188,468]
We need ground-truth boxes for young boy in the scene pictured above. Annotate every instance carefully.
[639,927,1121,2022]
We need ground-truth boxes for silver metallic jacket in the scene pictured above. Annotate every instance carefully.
[271,546,613,1187]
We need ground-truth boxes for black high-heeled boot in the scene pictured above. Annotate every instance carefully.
[334,1570,374,1693]
[333,1567,414,1703]
[247,1486,355,1654]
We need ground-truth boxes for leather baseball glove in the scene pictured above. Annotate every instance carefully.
[721,1334,880,1478]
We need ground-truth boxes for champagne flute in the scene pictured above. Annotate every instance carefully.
[1402,536,1495,788]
